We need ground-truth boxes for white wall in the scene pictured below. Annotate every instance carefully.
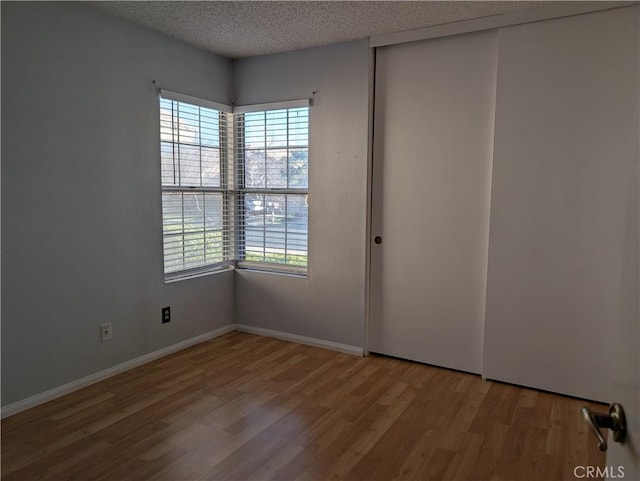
[1,2,234,406]
[233,41,370,348]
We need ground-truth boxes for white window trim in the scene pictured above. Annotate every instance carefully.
[160,89,233,113]
[235,260,307,277]
[233,98,309,114]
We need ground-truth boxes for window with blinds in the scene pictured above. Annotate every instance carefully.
[159,93,308,280]
[235,104,309,274]
[160,93,233,280]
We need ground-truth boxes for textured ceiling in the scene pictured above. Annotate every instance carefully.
[92,1,553,59]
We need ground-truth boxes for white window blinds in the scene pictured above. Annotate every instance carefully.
[159,93,309,280]
[160,94,233,279]
[234,105,309,274]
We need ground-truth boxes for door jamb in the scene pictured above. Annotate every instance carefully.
[363,46,377,357]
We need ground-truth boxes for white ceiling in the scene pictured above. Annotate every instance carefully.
[91,1,557,59]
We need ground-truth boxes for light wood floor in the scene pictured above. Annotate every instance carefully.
[2,332,606,481]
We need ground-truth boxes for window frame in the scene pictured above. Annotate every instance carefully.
[158,92,310,281]
[233,100,310,276]
[159,90,234,282]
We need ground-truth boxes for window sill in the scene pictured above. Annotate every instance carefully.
[164,264,233,284]
[236,261,307,278]
[163,262,307,284]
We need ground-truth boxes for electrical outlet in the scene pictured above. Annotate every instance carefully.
[100,323,112,342]
[162,306,171,324]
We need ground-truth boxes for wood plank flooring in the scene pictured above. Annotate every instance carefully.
[1,332,606,480]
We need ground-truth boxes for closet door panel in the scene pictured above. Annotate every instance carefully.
[484,7,639,401]
[370,30,498,373]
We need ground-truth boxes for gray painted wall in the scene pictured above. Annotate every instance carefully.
[233,41,370,348]
[1,2,234,406]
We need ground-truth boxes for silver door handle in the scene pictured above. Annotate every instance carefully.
[581,403,627,452]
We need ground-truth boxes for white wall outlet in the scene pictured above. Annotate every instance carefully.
[100,323,112,342]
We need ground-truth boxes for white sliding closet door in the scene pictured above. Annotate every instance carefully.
[369,30,498,373]
[484,7,639,402]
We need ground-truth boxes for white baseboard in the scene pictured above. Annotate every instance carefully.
[234,323,364,356]
[1,324,235,419]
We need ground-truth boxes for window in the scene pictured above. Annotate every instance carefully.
[160,92,233,280]
[159,93,308,280]
[235,103,309,274]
